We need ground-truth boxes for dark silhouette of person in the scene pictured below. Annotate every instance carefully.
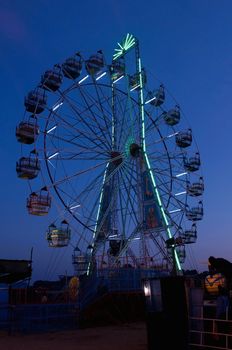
[208,256,232,291]
[214,285,230,338]
[216,285,229,319]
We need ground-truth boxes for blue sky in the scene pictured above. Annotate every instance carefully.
[1,0,232,281]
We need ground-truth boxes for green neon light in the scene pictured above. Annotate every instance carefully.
[87,163,109,275]
[137,58,182,272]
[125,136,135,157]
[113,33,137,60]
[111,85,115,148]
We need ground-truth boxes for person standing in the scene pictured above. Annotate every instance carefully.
[208,256,232,291]
[216,285,229,319]
[214,285,230,341]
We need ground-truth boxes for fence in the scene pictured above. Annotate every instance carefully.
[0,303,79,334]
[189,307,232,349]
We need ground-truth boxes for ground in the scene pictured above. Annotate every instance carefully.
[0,322,147,350]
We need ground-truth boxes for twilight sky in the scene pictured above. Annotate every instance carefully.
[1,0,232,281]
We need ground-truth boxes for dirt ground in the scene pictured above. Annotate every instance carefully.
[0,322,147,350]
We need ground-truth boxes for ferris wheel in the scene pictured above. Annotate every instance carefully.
[16,33,204,276]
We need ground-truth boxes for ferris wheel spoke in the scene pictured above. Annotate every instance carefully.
[146,104,167,124]
[148,151,184,163]
[47,158,110,190]
[115,224,142,260]
[145,112,166,133]
[74,171,106,207]
[45,131,109,159]
[118,176,127,239]
[78,84,113,125]
[115,94,138,149]
[47,108,109,153]
[78,94,112,128]
[45,145,108,163]
[92,81,115,133]
[76,85,112,148]
[72,160,123,216]
[59,107,111,140]
[116,167,138,231]
[146,130,179,146]
[149,233,171,262]
[60,94,112,150]
[54,168,109,234]
[156,183,186,210]
[120,162,141,202]
[58,84,113,130]
[118,165,140,226]
[119,167,138,225]
[46,134,109,159]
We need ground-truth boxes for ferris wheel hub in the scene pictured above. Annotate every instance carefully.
[130,143,141,157]
[110,151,123,166]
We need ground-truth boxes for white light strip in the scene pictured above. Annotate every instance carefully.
[108,234,118,239]
[52,102,63,111]
[167,132,178,138]
[133,237,140,240]
[169,209,182,214]
[145,96,157,104]
[175,191,187,196]
[70,204,81,210]
[78,75,89,84]
[96,72,107,81]
[176,172,187,178]
[112,75,124,84]
[47,125,57,134]
[130,84,140,92]
[48,152,59,160]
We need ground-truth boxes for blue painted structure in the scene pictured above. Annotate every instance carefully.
[0,268,168,334]
[79,267,169,309]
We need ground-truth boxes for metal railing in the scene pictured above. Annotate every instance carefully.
[0,303,79,334]
[189,309,232,349]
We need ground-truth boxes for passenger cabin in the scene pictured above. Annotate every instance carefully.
[16,117,39,144]
[184,224,197,244]
[85,50,104,76]
[187,177,204,196]
[186,201,203,221]
[176,246,186,263]
[163,105,180,126]
[41,64,63,92]
[110,58,125,81]
[72,248,91,276]
[47,220,71,248]
[147,84,165,107]
[16,151,40,180]
[167,244,186,264]
[184,152,201,172]
[109,240,123,256]
[27,188,51,216]
[129,69,146,90]
[176,129,192,148]
[62,53,82,79]
[24,88,47,114]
